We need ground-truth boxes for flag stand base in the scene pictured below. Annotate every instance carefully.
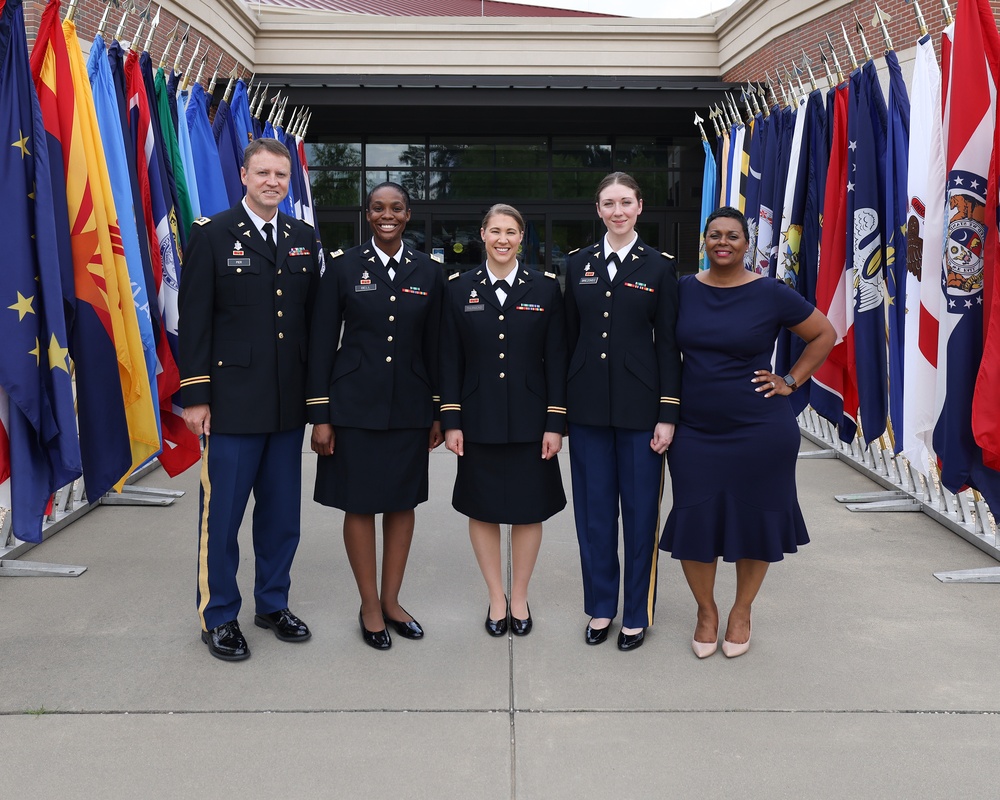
[933,568,1000,584]
[99,485,184,506]
[0,559,87,577]
[834,490,922,512]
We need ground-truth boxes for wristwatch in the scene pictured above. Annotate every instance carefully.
[782,373,798,392]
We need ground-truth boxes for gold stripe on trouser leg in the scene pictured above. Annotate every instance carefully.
[645,456,666,624]
[196,439,212,631]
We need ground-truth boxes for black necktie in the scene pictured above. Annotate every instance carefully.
[606,253,620,281]
[262,222,277,261]
[386,257,399,282]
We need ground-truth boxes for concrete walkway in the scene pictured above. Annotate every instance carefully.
[2,437,999,799]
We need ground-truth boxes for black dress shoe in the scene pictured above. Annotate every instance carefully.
[383,608,424,640]
[201,620,250,661]
[254,608,311,642]
[617,628,646,652]
[511,604,532,636]
[585,619,613,645]
[485,598,509,637]
[359,608,391,650]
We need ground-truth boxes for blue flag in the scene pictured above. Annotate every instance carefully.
[849,61,889,444]
[883,50,910,452]
[768,105,795,276]
[743,111,764,270]
[0,0,82,540]
[175,89,202,220]
[230,79,255,150]
[752,108,780,275]
[185,82,230,216]
[212,97,246,206]
[698,137,717,270]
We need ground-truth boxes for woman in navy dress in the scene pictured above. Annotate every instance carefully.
[564,172,681,651]
[441,204,567,637]
[660,207,834,658]
[307,182,444,650]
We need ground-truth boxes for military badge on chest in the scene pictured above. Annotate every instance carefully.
[579,263,599,285]
[465,288,484,312]
[356,270,377,292]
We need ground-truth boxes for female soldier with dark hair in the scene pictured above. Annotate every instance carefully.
[307,182,444,650]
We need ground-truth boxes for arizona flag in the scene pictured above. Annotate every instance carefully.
[933,0,1000,509]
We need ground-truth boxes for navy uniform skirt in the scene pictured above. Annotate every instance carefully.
[452,441,566,525]
[314,427,429,514]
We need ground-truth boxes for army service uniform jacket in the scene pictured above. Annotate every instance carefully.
[563,239,681,431]
[440,264,568,444]
[306,242,443,430]
[178,204,320,434]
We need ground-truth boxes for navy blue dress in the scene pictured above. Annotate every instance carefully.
[660,276,815,563]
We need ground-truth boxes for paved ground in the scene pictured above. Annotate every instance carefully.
[2,437,999,799]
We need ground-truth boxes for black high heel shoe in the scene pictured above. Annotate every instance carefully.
[485,597,509,637]
[359,608,391,650]
[510,603,532,636]
[383,607,424,640]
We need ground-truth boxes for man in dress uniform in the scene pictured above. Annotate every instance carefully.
[178,137,320,661]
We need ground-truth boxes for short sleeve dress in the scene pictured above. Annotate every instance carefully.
[660,275,815,563]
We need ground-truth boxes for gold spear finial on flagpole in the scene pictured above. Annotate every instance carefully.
[906,0,929,37]
[872,5,893,53]
[159,20,181,69]
[267,92,282,125]
[223,67,238,104]
[763,70,780,108]
[113,8,130,42]
[143,7,160,53]
[754,81,770,117]
[207,54,225,94]
[800,49,818,91]
[841,21,859,71]
[693,112,708,142]
[180,38,202,90]
[255,85,271,118]
[819,45,836,89]
[192,53,209,90]
[854,13,873,62]
[172,23,191,72]
[745,82,761,117]
[96,2,113,38]
[726,92,742,125]
[826,32,846,84]
[940,0,953,25]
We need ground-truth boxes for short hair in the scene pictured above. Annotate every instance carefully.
[365,181,411,211]
[481,203,524,231]
[704,206,749,240]
[243,137,292,170]
[594,172,643,203]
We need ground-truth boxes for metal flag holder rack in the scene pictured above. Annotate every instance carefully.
[797,408,1000,584]
[0,461,183,578]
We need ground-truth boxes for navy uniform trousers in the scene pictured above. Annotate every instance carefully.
[197,429,303,631]
[568,424,664,629]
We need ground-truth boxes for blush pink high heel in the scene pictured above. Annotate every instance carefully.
[691,636,718,659]
[722,617,751,658]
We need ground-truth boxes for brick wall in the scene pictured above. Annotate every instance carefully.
[723,0,1000,82]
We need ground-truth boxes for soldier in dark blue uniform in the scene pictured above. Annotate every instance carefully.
[564,172,681,651]
[179,137,320,661]
[306,182,443,650]
[441,204,567,637]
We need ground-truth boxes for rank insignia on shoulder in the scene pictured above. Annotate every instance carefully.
[567,247,581,255]
[661,251,675,259]
[544,271,557,279]
[448,271,460,280]
[330,249,345,259]
[193,216,211,226]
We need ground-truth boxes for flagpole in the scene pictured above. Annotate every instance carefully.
[854,13,873,62]
[907,0,929,37]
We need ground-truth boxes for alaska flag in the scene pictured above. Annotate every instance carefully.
[934,0,1000,510]
[883,50,910,453]
[186,82,230,217]
[811,80,858,441]
[2,0,82,540]
[698,136,717,270]
[284,127,305,219]
[849,61,889,444]
[230,79,255,149]
[212,97,246,206]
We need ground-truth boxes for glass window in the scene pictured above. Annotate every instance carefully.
[305,141,362,169]
[366,142,426,168]
[310,170,361,207]
[552,137,611,170]
[495,171,548,200]
[431,219,485,271]
[552,171,605,201]
[616,138,698,170]
[429,171,493,201]
[430,137,547,169]
[318,220,359,256]
[630,170,682,207]
[364,170,426,202]
[550,218,600,276]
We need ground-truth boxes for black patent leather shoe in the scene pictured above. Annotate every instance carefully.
[254,608,311,642]
[485,598,509,637]
[201,620,250,661]
[359,608,391,650]
[511,604,532,636]
[617,628,646,652]
[383,608,424,640]
[585,619,613,645]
